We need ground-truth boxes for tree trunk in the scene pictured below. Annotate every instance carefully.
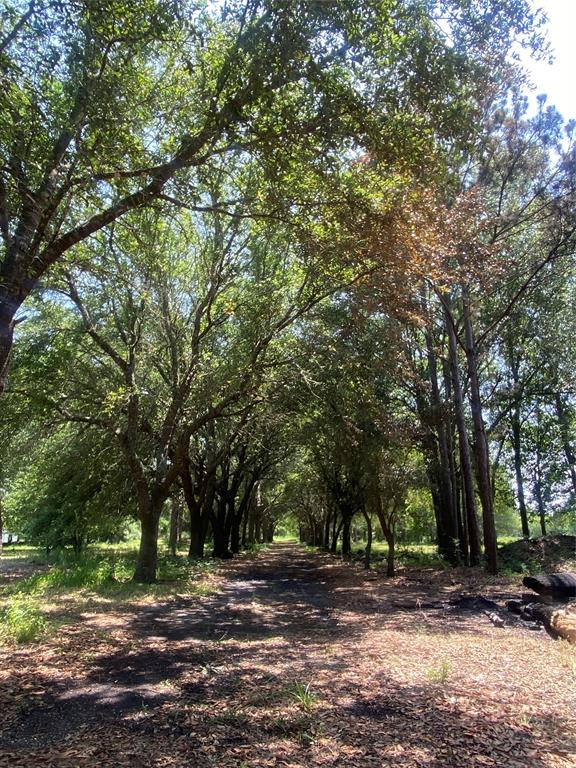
[168,495,182,556]
[423,327,458,564]
[415,389,456,564]
[554,392,576,496]
[262,520,274,543]
[511,403,530,537]
[212,490,232,558]
[183,481,206,558]
[385,533,395,577]
[323,505,332,549]
[330,518,343,553]
[233,477,256,553]
[241,512,248,548]
[534,447,547,537]
[446,308,481,565]
[443,353,467,563]
[212,524,231,557]
[362,509,372,569]
[134,510,161,583]
[462,289,498,574]
[0,302,16,395]
[230,514,242,554]
[341,514,352,558]
[376,496,397,577]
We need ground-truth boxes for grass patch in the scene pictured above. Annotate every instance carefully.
[350,541,448,569]
[3,550,214,594]
[287,681,318,712]
[0,549,218,645]
[1,597,48,644]
[426,660,451,684]
[0,544,45,559]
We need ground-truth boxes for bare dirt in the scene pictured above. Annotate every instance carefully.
[1,544,575,767]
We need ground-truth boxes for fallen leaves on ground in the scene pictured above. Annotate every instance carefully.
[1,545,575,768]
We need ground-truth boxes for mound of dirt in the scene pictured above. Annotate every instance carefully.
[498,535,576,573]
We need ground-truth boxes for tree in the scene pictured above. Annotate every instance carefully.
[0,0,547,392]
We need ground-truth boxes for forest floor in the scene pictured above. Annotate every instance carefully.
[1,543,575,768]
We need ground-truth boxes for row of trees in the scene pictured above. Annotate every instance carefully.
[1,1,574,580]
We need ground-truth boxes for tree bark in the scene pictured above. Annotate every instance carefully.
[446,307,481,565]
[376,496,397,577]
[424,327,458,563]
[554,392,576,496]
[134,509,161,583]
[462,289,498,574]
[168,495,182,556]
[0,307,15,395]
[330,518,343,553]
[511,403,530,537]
[362,508,372,569]
[534,446,547,537]
[341,513,352,558]
[323,504,332,549]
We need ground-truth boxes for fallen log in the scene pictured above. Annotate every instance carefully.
[529,603,576,643]
[522,572,576,600]
[551,607,576,643]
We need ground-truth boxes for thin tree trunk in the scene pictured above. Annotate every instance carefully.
[424,327,458,563]
[462,289,498,574]
[511,404,530,537]
[181,464,211,559]
[446,307,481,565]
[534,439,547,536]
[376,497,397,577]
[362,509,372,569]
[341,513,352,558]
[241,513,248,548]
[323,505,332,549]
[331,518,343,553]
[168,495,182,556]
[555,392,576,496]
[443,354,466,562]
[230,514,242,554]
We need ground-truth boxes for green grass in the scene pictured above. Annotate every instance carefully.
[0,544,44,560]
[273,533,299,543]
[287,681,318,712]
[350,541,447,568]
[2,548,216,597]
[1,597,48,644]
[0,548,218,645]
[426,660,451,684]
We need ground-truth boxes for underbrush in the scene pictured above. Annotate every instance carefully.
[498,535,576,574]
[1,597,48,644]
[0,549,218,644]
[3,549,216,596]
[351,542,447,570]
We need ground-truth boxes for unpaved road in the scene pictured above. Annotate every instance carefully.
[1,544,575,767]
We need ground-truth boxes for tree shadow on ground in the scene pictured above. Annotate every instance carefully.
[0,544,568,765]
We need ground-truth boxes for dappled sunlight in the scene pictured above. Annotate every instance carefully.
[1,544,574,766]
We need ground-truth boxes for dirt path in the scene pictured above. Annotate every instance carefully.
[1,544,575,767]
